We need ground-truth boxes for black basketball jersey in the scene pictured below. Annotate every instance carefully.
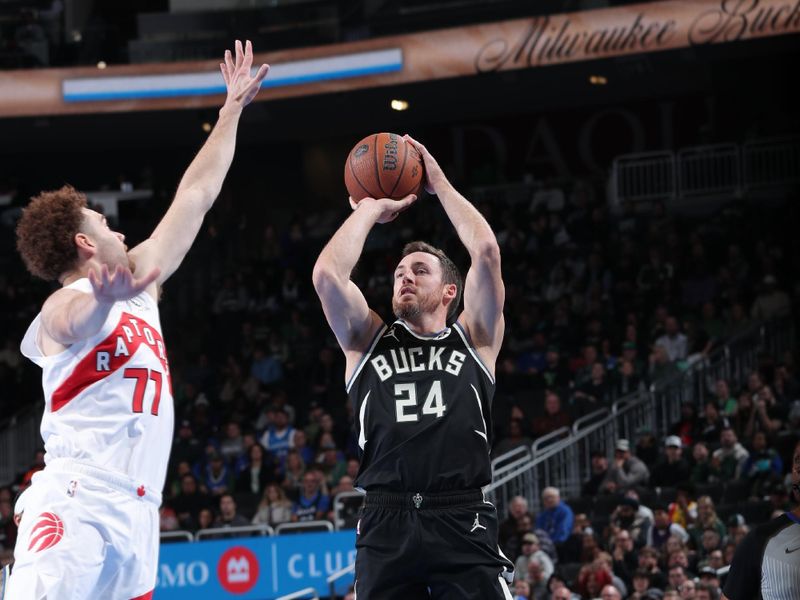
[347,319,495,493]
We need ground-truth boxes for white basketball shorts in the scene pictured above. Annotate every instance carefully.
[6,459,160,600]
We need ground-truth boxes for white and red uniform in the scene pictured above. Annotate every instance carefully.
[7,278,174,600]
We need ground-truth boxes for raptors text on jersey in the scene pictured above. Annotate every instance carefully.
[21,278,175,492]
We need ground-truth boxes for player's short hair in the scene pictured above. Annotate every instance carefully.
[16,185,87,281]
[401,241,463,321]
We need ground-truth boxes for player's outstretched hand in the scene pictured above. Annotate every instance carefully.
[88,264,161,303]
[350,194,417,224]
[220,39,270,109]
[403,135,448,196]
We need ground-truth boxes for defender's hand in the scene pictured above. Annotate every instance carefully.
[88,264,160,303]
[220,39,269,109]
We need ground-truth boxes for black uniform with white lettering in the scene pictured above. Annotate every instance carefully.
[723,512,800,600]
[347,319,513,600]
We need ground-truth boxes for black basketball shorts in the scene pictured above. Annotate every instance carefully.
[354,490,514,600]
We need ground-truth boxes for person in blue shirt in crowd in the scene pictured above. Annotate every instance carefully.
[536,486,574,544]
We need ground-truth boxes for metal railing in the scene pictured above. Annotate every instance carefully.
[488,317,794,515]
[332,491,364,531]
[327,562,356,600]
[159,530,194,543]
[195,524,274,541]
[275,520,334,535]
[275,588,319,600]
[612,136,799,203]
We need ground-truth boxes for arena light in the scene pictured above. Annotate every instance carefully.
[201,122,212,133]
[390,99,409,111]
[97,61,107,70]
[589,75,608,85]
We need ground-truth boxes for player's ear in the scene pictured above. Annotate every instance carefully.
[443,283,457,301]
[74,232,97,258]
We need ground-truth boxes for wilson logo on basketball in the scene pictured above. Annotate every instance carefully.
[28,512,64,552]
[217,546,259,594]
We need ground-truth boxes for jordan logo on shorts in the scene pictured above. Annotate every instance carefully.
[470,513,486,533]
[28,512,64,552]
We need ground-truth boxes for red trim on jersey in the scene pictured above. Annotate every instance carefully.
[130,590,153,600]
[51,312,171,412]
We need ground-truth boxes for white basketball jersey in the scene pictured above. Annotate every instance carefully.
[21,278,174,492]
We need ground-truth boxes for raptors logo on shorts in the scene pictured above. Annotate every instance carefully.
[28,512,64,552]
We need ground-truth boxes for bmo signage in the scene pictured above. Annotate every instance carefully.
[157,531,357,599]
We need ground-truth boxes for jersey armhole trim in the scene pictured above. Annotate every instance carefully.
[452,321,495,385]
[345,324,388,393]
[786,512,800,525]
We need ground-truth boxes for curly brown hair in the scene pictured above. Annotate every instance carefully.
[16,185,87,281]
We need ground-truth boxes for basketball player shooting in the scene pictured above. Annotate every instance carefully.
[313,135,514,599]
[8,40,268,600]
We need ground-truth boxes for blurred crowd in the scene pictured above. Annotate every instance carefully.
[0,176,798,599]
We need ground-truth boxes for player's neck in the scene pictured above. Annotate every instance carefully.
[400,313,448,336]
[61,259,102,286]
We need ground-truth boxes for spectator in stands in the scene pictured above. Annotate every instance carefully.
[690,442,714,484]
[573,362,611,415]
[698,528,723,561]
[610,528,638,586]
[583,449,610,496]
[714,380,737,417]
[671,403,698,447]
[492,418,533,457]
[712,427,749,480]
[259,406,295,462]
[602,439,650,492]
[197,507,215,531]
[668,565,689,593]
[291,471,330,522]
[656,316,688,362]
[649,344,679,381]
[740,430,783,495]
[651,436,691,488]
[525,557,549,598]
[647,503,689,549]
[596,552,628,597]
[200,450,233,496]
[750,275,791,320]
[688,496,726,550]
[291,429,315,465]
[251,483,292,527]
[695,402,726,444]
[536,487,574,544]
[540,345,572,390]
[235,442,275,496]
[512,579,531,599]
[219,421,245,463]
[499,495,531,549]
[281,448,306,498]
[599,584,622,600]
[250,345,284,386]
[172,473,212,530]
[577,559,614,599]
[744,384,785,436]
[677,578,696,599]
[637,546,667,589]
[171,420,203,477]
[214,493,249,528]
[614,356,641,398]
[628,569,655,600]
[515,533,554,581]
[316,436,347,488]
[611,497,651,548]
[724,514,748,545]
[532,390,572,439]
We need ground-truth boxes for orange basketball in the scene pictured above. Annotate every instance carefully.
[344,132,425,202]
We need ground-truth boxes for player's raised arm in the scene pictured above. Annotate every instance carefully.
[312,194,416,372]
[129,39,269,288]
[404,135,504,363]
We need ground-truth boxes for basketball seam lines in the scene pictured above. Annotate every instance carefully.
[388,138,409,198]
[373,133,389,197]
[395,147,421,198]
[349,153,376,200]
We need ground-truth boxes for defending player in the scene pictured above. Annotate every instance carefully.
[312,135,514,599]
[8,40,268,599]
